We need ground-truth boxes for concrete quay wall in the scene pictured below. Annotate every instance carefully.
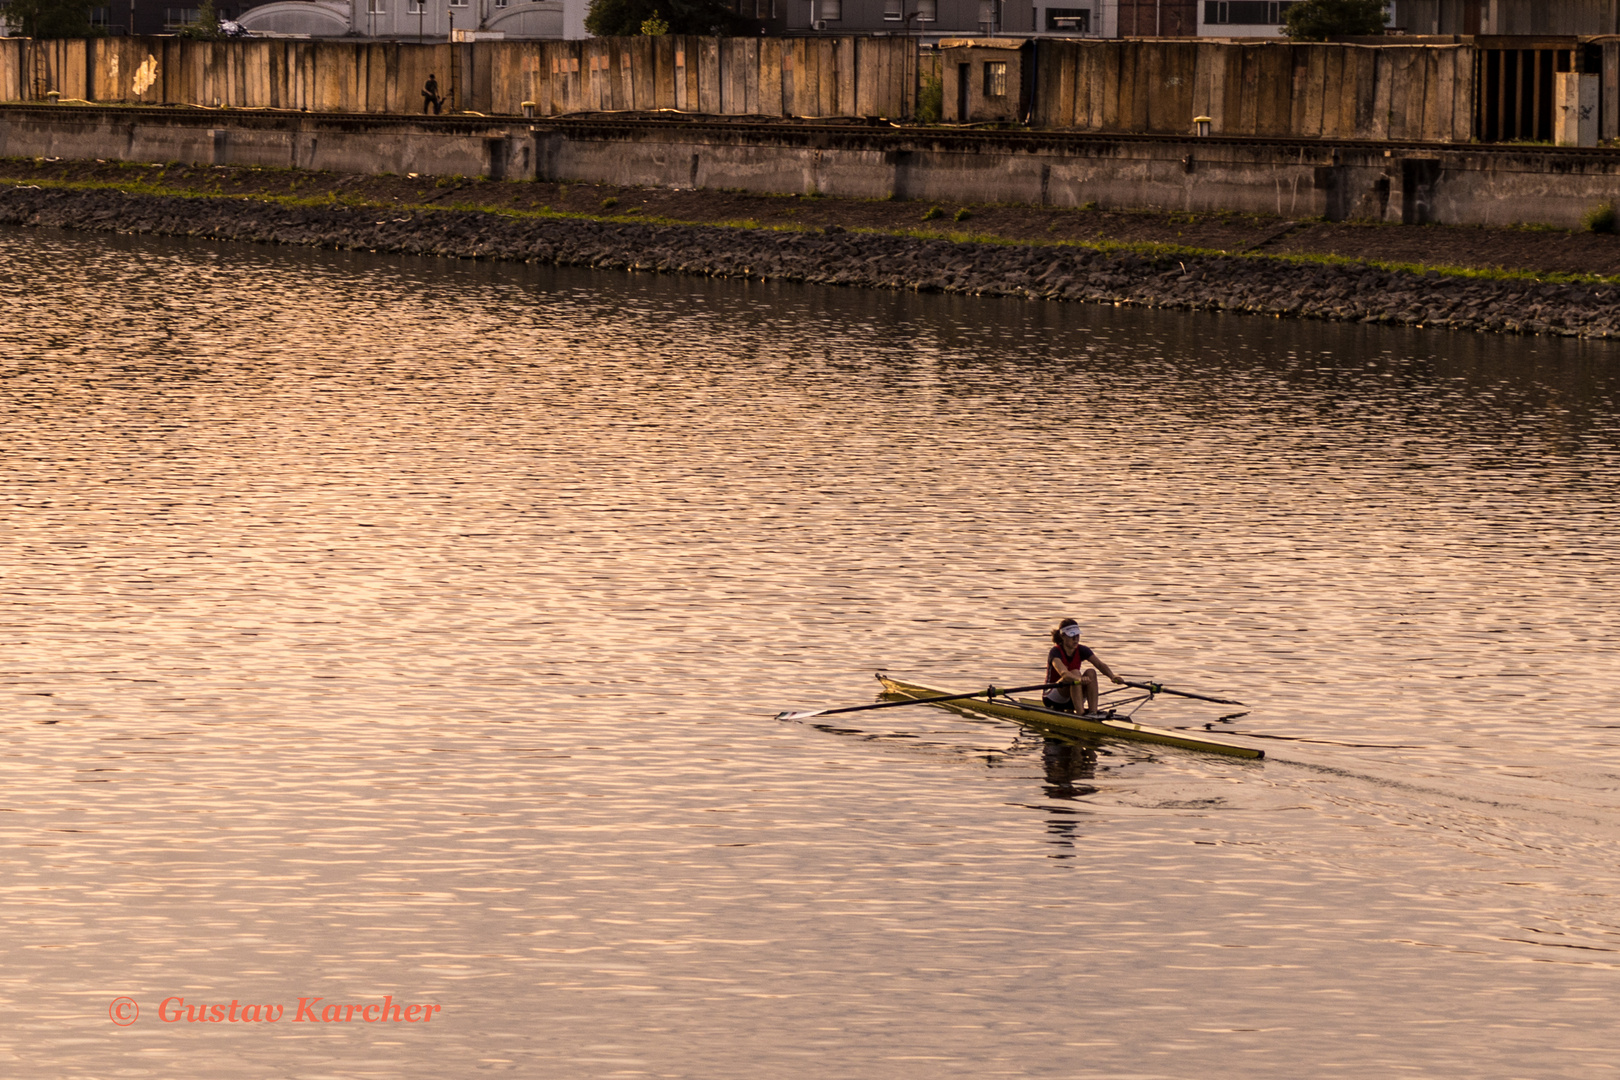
[540,124,1370,219]
[4,106,1620,229]
[496,117,1620,229]
[0,105,531,181]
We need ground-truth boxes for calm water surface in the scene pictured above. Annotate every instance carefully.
[3,227,1619,1078]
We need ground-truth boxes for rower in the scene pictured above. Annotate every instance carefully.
[1043,618,1123,715]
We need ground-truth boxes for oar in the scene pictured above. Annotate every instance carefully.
[1121,680,1245,707]
[776,683,1059,722]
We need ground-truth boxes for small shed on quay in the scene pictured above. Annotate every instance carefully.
[940,38,1034,123]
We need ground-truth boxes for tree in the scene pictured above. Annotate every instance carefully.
[0,0,94,37]
[916,70,942,124]
[1281,0,1388,40]
[584,0,750,37]
[179,0,226,38]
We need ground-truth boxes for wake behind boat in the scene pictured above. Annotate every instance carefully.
[874,674,1264,760]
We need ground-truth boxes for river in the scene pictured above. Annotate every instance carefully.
[3,226,1618,1078]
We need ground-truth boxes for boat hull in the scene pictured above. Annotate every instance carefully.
[876,674,1263,760]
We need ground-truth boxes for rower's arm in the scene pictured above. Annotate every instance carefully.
[1091,655,1123,684]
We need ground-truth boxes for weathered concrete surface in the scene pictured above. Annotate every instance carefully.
[0,105,528,181]
[5,105,1620,228]
[2,183,1617,338]
[534,118,1620,229]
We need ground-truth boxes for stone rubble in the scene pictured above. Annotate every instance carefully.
[3,186,1615,338]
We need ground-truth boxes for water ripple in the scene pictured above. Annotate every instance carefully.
[3,227,1620,1078]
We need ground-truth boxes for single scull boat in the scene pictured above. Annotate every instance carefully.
[875,674,1263,760]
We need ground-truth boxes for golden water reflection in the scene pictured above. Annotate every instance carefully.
[3,227,1620,1078]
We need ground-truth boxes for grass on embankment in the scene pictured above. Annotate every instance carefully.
[2,158,1614,288]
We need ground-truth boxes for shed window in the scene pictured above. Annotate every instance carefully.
[820,0,842,19]
[915,0,937,21]
[983,61,1008,98]
[884,0,902,19]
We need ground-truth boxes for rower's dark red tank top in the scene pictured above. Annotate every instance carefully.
[1047,642,1094,684]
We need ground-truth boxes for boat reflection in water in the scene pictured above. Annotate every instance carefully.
[1037,739,1099,857]
[1040,737,1099,799]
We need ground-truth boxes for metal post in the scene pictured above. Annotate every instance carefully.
[907,8,917,121]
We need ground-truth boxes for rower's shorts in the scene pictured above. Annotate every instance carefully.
[1042,692,1076,712]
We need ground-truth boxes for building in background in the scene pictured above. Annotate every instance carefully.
[1399,0,1620,35]
[1194,1,1620,39]
[766,1,1199,37]
[1029,2,1115,35]
[89,0,261,34]
[63,0,1620,42]
[1029,3,1102,35]
[677,0,1616,40]
[770,0,1032,37]
[1196,1,1298,37]
[1115,0,1194,35]
[84,0,582,36]
[237,0,574,38]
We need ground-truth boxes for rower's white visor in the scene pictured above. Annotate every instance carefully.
[1060,624,1081,638]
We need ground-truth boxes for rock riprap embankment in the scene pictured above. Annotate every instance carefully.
[4,186,1616,337]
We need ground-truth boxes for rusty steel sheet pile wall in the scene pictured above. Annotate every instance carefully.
[1030,39,1477,142]
[474,36,915,119]
[4,35,1479,141]
[1,38,91,104]
[0,35,915,121]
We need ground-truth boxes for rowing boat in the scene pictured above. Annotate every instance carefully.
[875,674,1264,760]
